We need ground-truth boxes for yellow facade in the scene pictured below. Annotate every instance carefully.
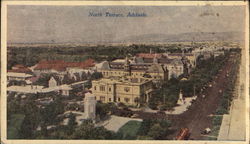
[91,77,153,105]
[167,53,196,67]
[99,67,167,81]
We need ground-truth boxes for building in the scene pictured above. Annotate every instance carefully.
[164,59,184,78]
[91,76,154,105]
[7,72,33,81]
[134,54,185,80]
[8,64,32,73]
[99,57,168,82]
[7,84,72,96]
[213,51,225,57]
[33,59,95,75]
[137,53,164,59]
[165,53,197,67]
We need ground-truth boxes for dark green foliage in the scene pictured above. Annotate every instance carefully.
[7,44,187,69]
[215,53,240,115]
[149,53,230,110]
[7,114,25,139]
[40,97,65,126]
[149,78,180,110]
[137,119,171,140]
[212,116,223,126]
[7,98,41,139]
[96,102,117,120]
[73,120,115,139]
[66,113,77,135]
[90,72,103,80]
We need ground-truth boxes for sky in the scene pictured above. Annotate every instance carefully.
[7,5,245,44]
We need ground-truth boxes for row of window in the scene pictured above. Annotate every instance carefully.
[99,96,134,103]
[94,85,131,92]
[102,71,145,76]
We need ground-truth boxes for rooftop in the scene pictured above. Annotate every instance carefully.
[137,53,163,59]
[7,84,72,94]
[7,72,33,78]
[34,59,95,72]
[92,76,152,85]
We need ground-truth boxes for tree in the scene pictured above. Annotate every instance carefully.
[90,72,103,80]
[72,120,115,139]
[147,123,165,139]
[67,112,77,135]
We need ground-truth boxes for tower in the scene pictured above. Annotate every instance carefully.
[84,92,96,121]
[124,56,131,76]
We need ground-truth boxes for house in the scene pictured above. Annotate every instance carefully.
[7,72,33,82]
[8,64,32,73]
[164,59,184,79]
[165,53,197,67]
[91,76,154,105]
[33,59,95,75]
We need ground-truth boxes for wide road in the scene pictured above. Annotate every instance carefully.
[167,53,239,140]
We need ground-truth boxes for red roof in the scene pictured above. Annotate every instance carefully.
[28,76,40,83]
[34,59,95,71]
[168,53,194,56]
[8,65,32,73]
[137,53,162,59]
[12,64,25,69]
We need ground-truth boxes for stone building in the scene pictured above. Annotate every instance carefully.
[98,56,168,82]
[91,76,154,106]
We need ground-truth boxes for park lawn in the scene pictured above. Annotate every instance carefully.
[117,120,142,139]
[7,114,25,139]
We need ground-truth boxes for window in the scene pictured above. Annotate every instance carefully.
[109,98,111,102]
[124,87,130,92]
[94,86,96,90]
[118,98,120,101]
[109,87,111,92]
[100,96,105,101]
[124,98,130,103]
[100,85,105,91]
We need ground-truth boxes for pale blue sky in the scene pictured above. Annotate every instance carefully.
[7,5,245,44]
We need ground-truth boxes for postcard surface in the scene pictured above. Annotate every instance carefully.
[1,1,249,144]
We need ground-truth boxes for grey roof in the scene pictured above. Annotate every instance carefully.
[147,64,165,73]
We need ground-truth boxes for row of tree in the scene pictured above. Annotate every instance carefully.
[148,53,230,110]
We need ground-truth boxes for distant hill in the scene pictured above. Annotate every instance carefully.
[117,31,244,43]
[8,31,244,46]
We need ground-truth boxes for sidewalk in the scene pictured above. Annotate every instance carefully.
[218,59,246,141]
